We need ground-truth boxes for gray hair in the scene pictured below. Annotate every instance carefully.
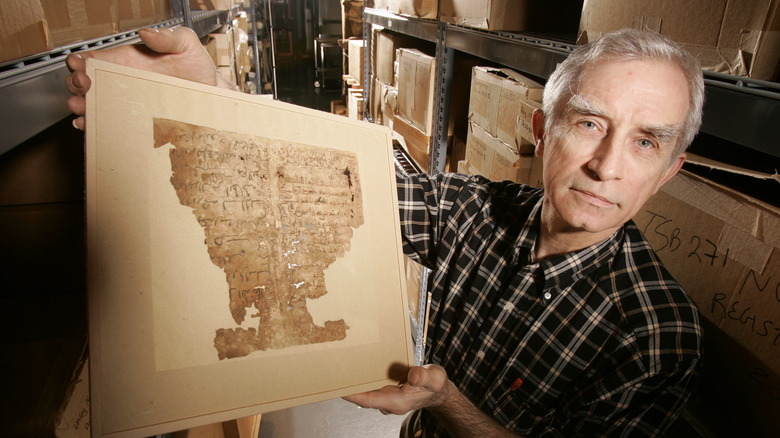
[542,28,705,160]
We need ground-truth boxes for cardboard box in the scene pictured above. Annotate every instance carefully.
[331,99,347,116]
[371,0,438,20]
[632,170,780,437]
[468,66,543,155]
[54,358,90,438]
[347,38,366,87]
[527,153,544,188]
[380,83,399,128]
[396,48,436,136]
[457,159,474,175]
[465,122,532,183]
[347,87,364,120]
[206,28,235,67]
[373,29,431,86]
[392,114,432,170]
[190,0,234,10]
[441,0,582,32]
[579,0,780,81]
[0,0,51,63]
[116,0,157,32]
[42,0,116,47]
[342,0,364,39]
[371,76,386,124]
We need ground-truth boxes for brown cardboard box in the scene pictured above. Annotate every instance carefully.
[42,0,116,48]
[54,359,90,438]
[347,38,366,87]
[457,159,475,175]
[373,29,431,86]
[155,0,175,22]
[190,0,234,10]
[380,83,399,128]
[0,0,51,63]
[579,0,780,81]
[392,114,432,170]
[441,0,583,32]
[396,48,436,136]
[632,170,780,437]
[342,0,364,39]
[347,87,364,120]
[465,122,532,184]
[527,154,544,188]
[371,0,438,20]
[371,76,386,124]
[206,29,235,67]
[374,30,396,86]
[116,0,157,32]
[468,66,543,155]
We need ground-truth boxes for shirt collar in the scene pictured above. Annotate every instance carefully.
[518,193,624,295]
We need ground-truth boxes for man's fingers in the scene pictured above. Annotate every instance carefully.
[139,27,199,55]
[67,95,86,117]
[408,364,447,392]
[65,53,87,73]
[65,70,91,95]
[343,385,402,409]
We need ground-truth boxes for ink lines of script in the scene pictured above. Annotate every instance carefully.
[154,118,363,359]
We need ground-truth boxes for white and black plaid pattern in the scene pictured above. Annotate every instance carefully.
[397,172,703,438]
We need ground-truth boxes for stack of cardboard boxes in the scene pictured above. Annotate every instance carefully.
[344,38,367,120]
[0,0,176,64]
[203,10,254,93]
[370,0,581,33]
[460,67,544,187]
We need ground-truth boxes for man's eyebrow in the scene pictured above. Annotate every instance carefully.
[641,124,682,144]
[568,94,609,117]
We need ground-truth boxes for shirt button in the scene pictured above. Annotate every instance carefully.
[543,292,552,300]
[477,351,485,359]
[503,302,515,312]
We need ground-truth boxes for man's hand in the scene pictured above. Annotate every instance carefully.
[346,364,524,438]
[344,364,450,415]
[65,26,218,130]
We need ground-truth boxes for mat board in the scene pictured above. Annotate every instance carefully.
[85,59,412,437]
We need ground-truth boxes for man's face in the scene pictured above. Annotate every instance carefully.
[535,59,689,245]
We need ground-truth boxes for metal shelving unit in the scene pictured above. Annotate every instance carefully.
[363,7,780,172]
[0,9,232,156]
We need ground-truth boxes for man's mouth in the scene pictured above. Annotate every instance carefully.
[573,188,616,207]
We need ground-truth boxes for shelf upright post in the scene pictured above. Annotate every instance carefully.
[182,0,193,30]
[249,0,262,93]
[429,21,454,175]
[362,18,373,122]
[266,0,278,99]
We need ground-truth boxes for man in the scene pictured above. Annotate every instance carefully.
[66,27,704,437]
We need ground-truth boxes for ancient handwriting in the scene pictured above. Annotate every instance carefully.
[153,119,363,359]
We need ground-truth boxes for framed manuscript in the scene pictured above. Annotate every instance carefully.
[85,59,413,437]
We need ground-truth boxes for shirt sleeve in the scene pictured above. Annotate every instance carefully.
[395,171,479,268]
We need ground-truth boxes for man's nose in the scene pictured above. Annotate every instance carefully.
[586,132,625,181]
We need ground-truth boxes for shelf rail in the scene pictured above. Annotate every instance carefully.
[0,10,231,156]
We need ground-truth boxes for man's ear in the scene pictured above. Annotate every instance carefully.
[532,109,546,158]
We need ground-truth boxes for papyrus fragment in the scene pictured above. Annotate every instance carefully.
[153,118,363,359]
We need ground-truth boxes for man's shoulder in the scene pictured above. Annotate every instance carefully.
[609,220,701,326]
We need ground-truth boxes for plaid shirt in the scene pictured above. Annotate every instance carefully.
[397,172,702,437]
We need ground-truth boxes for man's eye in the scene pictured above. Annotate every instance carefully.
[580,120,597,129]
[638,139,655,149]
